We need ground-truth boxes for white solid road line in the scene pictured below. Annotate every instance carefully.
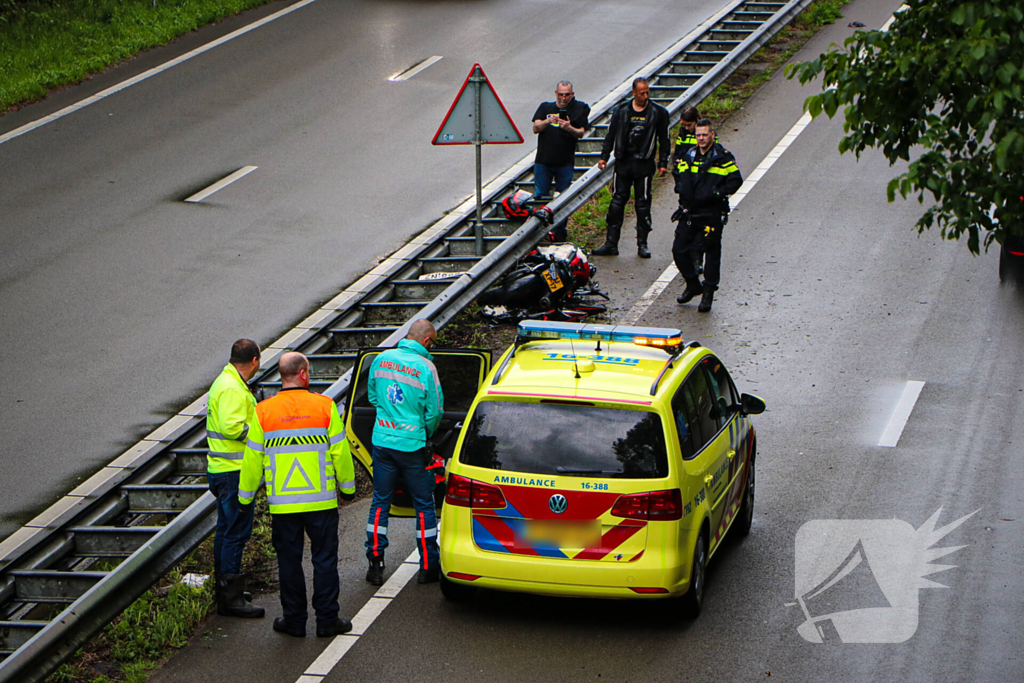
[0,0,320,147]
[878,380,926,447]
[389,56,444,82]
[296,550,420,682]
[184,166,258,203]
[622,111,814,325]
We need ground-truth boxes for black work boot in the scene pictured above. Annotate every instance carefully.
[317,618,353,638]
[592,224,621,256]
[273,616,305,638]
[218,574,265,618]
[366,557,385,586]
[676,280,704,304]
[637,230,652,259]
[698,288,715,313]
[417,566,440,584]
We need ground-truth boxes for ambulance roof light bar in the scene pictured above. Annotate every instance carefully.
[516,320,686,353]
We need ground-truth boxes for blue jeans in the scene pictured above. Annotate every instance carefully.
[207,470,255,576]
[534,163,573,241]
[365,446,439,571]
[272,508,340,629]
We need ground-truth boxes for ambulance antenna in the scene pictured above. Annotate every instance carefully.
[568,338,582,379]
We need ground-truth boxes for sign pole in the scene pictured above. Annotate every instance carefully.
[431,63,523,258]
[471,67,485,256]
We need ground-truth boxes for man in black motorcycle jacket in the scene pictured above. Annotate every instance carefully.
[594,78,670,258]
[672,119,743,312]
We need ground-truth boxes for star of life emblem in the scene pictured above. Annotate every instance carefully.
[387,384,404,405]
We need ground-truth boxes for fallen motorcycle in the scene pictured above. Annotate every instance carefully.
[477,243,609,322]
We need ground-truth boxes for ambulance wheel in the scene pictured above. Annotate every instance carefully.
[734,456,755,537]
[440,574,475,602]
[682,533,706,619]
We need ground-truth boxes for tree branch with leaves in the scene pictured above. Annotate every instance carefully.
[787,0,1024,253]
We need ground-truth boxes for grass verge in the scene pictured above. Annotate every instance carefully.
[0,0,278,114]
[696,0,849,122]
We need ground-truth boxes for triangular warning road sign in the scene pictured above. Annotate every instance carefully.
[280,459,315,493]
[432,63,524,145]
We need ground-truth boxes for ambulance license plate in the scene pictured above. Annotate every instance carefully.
[517,520,600,549]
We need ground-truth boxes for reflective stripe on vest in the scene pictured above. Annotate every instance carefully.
[207,425,249,443]
[208,450,244,460]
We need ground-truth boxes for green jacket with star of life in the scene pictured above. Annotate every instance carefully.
[368,339,444,452]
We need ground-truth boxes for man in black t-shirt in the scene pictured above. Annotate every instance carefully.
[532,81,591,241]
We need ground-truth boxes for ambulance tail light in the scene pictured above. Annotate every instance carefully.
[647,489,683,521]
[630,587,669,594]
[610,491,649,520]
[445,474,507,509]
[611,490,682,521]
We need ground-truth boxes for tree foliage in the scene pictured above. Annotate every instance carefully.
[787,0,1024,253]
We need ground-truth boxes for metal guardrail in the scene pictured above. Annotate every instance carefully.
[0,1,810,679]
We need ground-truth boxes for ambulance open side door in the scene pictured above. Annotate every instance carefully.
[343,347,491,517]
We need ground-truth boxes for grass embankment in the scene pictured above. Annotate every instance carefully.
[0,0,277,114]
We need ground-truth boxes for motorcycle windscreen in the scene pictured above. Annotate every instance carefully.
[344,347,491,514]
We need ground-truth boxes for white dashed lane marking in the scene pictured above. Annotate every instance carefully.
[879,380,926,448]
[184,166,258,203]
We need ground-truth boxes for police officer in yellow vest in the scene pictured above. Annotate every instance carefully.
[239,352,356,638]
[207,339,265,619]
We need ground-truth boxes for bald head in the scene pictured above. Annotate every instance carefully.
[407,319,437,350]
[279,352,310,389]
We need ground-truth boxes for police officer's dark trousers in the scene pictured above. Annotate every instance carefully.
[605,164,654,244]
[272,508,340,631]
[673,212,724,289]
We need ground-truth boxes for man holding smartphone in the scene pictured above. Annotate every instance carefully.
[532,81,591,241]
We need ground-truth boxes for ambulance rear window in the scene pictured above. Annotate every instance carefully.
[459,401,668,479]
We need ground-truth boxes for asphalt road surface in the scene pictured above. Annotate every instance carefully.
[0,0,738,538]
[150,0,1023,680]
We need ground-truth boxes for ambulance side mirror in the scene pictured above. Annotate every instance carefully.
[738,393,766,416]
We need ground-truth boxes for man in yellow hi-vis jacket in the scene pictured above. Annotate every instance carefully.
[240,352,356,638]
[207,339,265,619]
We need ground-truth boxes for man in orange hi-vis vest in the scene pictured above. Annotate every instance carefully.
[240,352,356,638]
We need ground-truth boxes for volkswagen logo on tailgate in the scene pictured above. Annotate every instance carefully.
[548,494,568,514]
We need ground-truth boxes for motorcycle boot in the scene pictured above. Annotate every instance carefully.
[698,287,715,313]
[636,219,652,259]
[218,574,265,618]
[592,224,621,256]
[676,280,704,305]
[366,557,385,586]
